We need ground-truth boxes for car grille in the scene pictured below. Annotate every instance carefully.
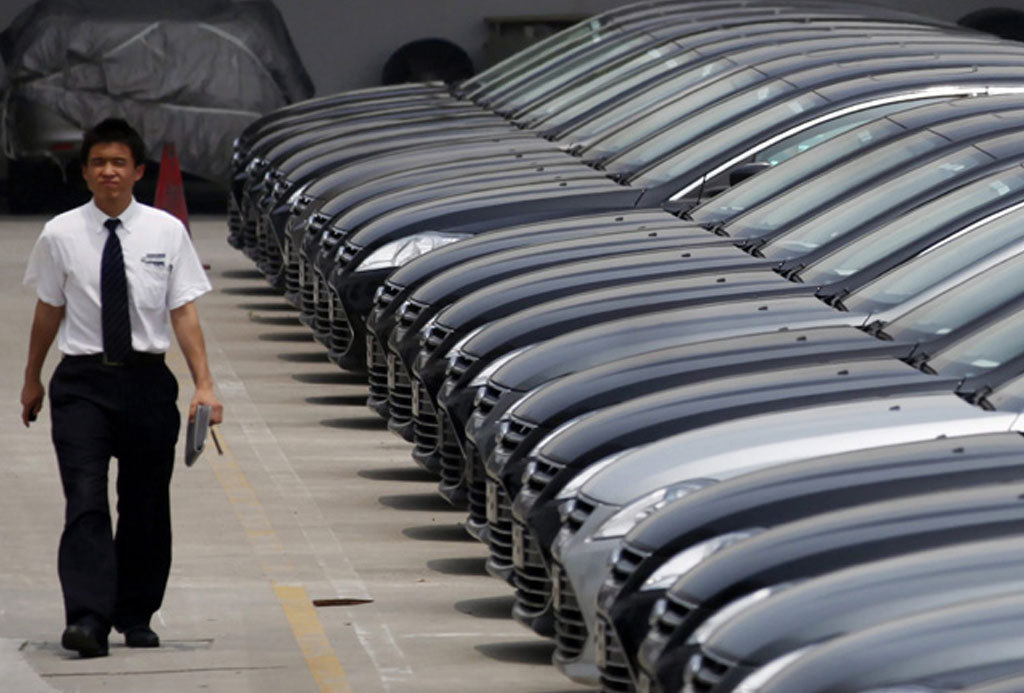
[435,411,463,487]
[413,381,440,457]
[366,338,389,406]
[313,272,332,339]
[338,241,358,268]
[524,455,565,494]
[686,650,732,693]
[298,257,316,322]
[467,468,489,529]
[377,281,401,308]
[566,496,597,534]
[553,561,586,659]
[514,525,551,617]
[448,352,477,382]
[475,383,504,417]
[387,360,411,429]
[608,545,650,592]
[254,212,269,264]
[651,593,695,639]
[283,235,300,297]
[328,289,353,358]
[487,487,514,568]
[496,417,534,457]
[242,205,259,252]
[598,615,634,693]
[423,323,454,357]
[388,360,414,428]
[397,300,426,331]
[227,196,243,239]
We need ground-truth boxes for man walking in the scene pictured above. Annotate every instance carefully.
[19,118,223,658]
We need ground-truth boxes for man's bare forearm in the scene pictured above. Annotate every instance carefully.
[25,300,64,384]
[170,301,214,388]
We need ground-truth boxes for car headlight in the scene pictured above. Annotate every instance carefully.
[469,345,535,388]
[593,479,717,540]
[732,645,816,693]
[640,527,765,592]
[356,232,471,272]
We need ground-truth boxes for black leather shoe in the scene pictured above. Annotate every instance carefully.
[62,620,109,658]
[124,625,160,648]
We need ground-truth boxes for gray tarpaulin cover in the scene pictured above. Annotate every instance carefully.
[1,0,313,181]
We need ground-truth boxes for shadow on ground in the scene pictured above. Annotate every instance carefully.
[292,371,364,385]
[454,595,515,619]
[306,394,367,406]
[402,524,477,542]
[257,331,313,342]
[379,493,462,512]
[278,351,330,363]
[220,269,264,280]
[475,640,557,665]
[359,467,437,482]
[426,556,488,576]
[320,416,386,430]
[238,301,296,312]
[221,285,284,296]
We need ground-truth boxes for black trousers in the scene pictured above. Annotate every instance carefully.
[49,356,179,631]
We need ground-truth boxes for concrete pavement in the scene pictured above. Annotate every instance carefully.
[0,215,594,693]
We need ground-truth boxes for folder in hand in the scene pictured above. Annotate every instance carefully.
[185,404,212,467]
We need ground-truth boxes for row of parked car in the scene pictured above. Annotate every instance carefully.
[227,2,1024,692]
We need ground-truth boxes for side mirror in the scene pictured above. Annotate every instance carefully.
[729,161,771,186]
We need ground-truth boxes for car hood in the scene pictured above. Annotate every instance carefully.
[580,391,1019,506]
[507,326,886,424]
[488,295,845,391]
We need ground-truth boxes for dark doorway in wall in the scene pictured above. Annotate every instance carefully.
[381,38,474,85]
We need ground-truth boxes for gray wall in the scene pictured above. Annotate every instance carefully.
[0,0,1022,96]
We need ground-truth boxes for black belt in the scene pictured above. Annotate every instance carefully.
[64,351,166,367]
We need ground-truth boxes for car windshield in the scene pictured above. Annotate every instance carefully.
[881,252,1024,344]
[628,91,926,186]
[983,371,1024,412]
[467,15,620,95]
[758,145,996,260]
[799,167,1024,284]
[576,67,771,159]
[494,34,654,111]
[686,103,954,225]
[724,130,954,239]
[844,202,1024,315]
[516,41,694,122]
[927,306,1024,379]
[601,79,806,172]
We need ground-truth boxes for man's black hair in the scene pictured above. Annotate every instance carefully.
[81,118,146,167]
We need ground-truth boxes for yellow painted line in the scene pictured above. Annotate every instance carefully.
[276,584,353,692]
[195,415,352,692]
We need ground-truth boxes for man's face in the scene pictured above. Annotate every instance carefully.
[82,141,144,211]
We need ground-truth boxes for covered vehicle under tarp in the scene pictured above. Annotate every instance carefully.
[0,0,313,182]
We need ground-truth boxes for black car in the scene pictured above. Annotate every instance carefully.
[635,484,1024,693]
[687,535,1024,692]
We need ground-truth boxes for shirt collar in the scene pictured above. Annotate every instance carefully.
[88,197,140,234]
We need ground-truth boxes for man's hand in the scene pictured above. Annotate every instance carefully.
[21,379,44,427]
[21,300,63,428]
[190,386,223,424]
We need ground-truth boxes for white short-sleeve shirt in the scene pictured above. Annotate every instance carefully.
[23,198,212,355]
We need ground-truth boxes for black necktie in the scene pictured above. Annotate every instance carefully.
[101,218,132,362]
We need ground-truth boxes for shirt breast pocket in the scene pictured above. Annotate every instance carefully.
[130,262,170,310]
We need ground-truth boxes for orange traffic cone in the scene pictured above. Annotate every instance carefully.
[154,142,208,267]
[154,142,191,232]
